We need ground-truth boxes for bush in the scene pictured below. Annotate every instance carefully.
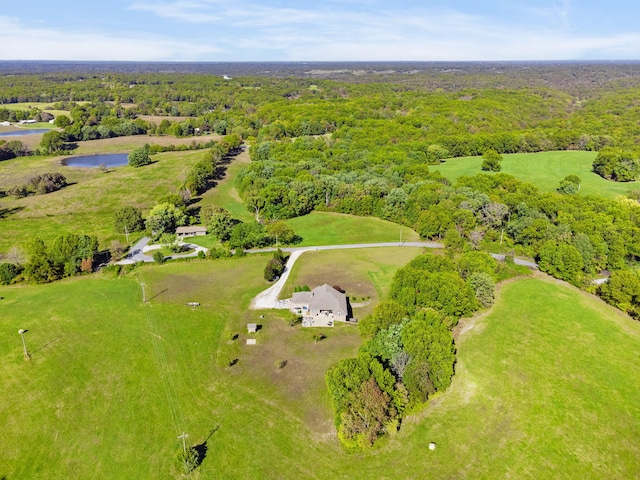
[152,250,165,263]
[0,263,22,285]
[128,147,151,167]
[481,149,502,172]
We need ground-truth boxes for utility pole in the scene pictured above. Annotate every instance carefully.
[399,229,403,245]
[18,329,29,360]
[124,225,130,246]
[178,432,189,454]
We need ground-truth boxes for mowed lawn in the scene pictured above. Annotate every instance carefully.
[431,150,638,198]
[285,211,420,246]
[2,257,640,478]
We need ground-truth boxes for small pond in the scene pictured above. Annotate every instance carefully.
[62,154,129,168]
[0,129,52,137]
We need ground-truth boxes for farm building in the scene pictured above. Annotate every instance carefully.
[0,121,10,127]
[290,284,349,327]
[175,226,207,239]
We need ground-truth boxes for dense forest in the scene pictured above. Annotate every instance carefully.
[2,62,640,448]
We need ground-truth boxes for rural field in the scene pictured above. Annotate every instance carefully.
[1,252,639,478]
[0,147,215,252]
[430,150,638,198]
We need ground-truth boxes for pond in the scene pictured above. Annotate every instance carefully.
[62,154,129,168]
[0,129,52,137]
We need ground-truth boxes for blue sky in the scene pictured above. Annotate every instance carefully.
[1,0,639,61]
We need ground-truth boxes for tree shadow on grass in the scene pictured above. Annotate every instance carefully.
[192,425,220,469]
[0,206,24,219]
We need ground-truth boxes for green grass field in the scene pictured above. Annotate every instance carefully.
[431,151,638,198]
[0,148,213,253]
[199,148,254,222]
[2,256,639,479]
[284,212,420,246]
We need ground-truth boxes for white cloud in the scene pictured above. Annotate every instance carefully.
[129,1,221,23]
[0,16,222,61]
[2,1,640,61]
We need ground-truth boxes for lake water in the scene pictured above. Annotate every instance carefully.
[62,154,129,168]
[0,129,51,137]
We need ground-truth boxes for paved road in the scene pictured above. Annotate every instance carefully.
[117,237,153,264]
[249,242,538,310]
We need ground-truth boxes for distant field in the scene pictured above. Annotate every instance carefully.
[1,258,639,478]
[0,101,73,118]
[431,151,638,198]
[285,211,420,246]
[0,148,213,252]
[73,133,222,154]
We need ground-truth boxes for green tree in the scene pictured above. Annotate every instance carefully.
[266,221,297,245]
[481,149,502,172]
[593,148,640,182]
[201,205,235,241]
[145,202,187,236]
[468,272,496,308]
[54,115,71,128]
[128,147,151,167]
[153,250,165,264]
[338,377,397,449]
[0,263,22,285]
[538,241,584,286]
[358,300,408,338]
[597,270,640,318]
[402,309,455,393]
[39,131,65,153]
[113,206,145,233]
[557,174,581,195]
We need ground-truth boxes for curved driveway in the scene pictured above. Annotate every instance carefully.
[249,242,538,310]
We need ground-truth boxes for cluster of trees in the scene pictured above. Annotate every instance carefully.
[0,140,30,160]
[592,147,640,182]
[22,234,98,283]
[7,172,67,198]
[326,251,507,448]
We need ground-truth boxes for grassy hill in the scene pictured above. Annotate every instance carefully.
[430,151,638,198]
[1,255,639,478]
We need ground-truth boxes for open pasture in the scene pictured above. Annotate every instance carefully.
[431,150,637,198]
[0,148,214,252]
[0,257,639,478]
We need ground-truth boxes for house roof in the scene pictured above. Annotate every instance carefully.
[309,284,348,314]
[175,226,207,234]
[291,291,313,304]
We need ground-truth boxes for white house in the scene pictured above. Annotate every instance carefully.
[290,284,349,327]
[0,121,10,127]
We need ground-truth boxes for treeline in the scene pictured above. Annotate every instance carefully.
[326,251,519,448]
[0,234,99,284]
